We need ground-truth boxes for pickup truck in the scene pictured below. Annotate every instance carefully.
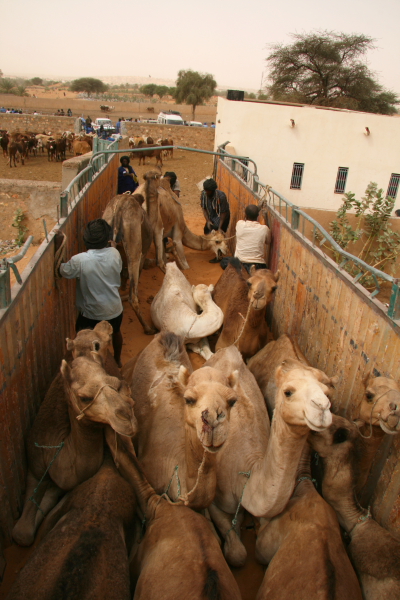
[93,118,115,133]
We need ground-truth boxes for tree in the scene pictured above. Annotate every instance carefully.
[139,84,157,97]
[265,31,399,115]
[15,85,28,97]
[29,77,43,86]
[0,78,16,94]
[156,85,169,100]
[174,70,217,120]
[70,77,108,95]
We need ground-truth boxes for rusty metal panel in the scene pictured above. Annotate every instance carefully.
[0,154,118,543]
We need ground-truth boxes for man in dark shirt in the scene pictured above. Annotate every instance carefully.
[117,156,139,195]
[200,178,230,263]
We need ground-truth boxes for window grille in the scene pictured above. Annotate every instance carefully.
[290,163,304,189]
[387,174,400,199]
[334,167,349,194]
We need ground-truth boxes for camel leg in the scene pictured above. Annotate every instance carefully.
[171,232,190,270]
[12,473,60,546]
[128,259,157,335]
[154,229,166,273]
[208,502,247,567]
[187,338,214,360]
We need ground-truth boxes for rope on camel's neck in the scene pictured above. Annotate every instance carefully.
[233,300,253,347]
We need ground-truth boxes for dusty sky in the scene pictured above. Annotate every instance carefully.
[2,0,400,95]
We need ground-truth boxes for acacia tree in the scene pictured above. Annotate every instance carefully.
[175,70,216,120]
[140,84,157,97]
[70,77,108,95]
[265,31,399,115]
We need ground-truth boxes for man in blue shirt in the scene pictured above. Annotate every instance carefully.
[118,156,139,195]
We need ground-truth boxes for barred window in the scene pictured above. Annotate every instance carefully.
[387,174,400,199]
[334,167,349,194]
[290,163,304,190]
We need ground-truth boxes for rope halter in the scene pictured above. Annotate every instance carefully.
[75,383,118,421]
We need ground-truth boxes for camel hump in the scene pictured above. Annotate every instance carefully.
[158,331,185,364]
[203,567,220,600]
[227,257,243,274]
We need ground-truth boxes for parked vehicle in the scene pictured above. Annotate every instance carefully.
[157,111,184,126]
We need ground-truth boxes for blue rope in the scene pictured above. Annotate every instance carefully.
[29,442,64,515]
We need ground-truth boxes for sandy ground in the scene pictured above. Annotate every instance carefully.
[0,151,64,182]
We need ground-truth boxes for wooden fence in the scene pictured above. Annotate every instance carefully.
[0,153,118,545]
[216,159,400,534]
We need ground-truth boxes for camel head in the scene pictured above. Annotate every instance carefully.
[246,268,279,310]
[309,414,358,461]
[192,283,215,308]
[359,375,400,434]
[61,354,137,437]
[178,366,238,453]
[275,359,333,432]
[203,230,228,258]
[143,170,161,183]
[66,321,113,363]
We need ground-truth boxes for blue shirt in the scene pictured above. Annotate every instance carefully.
[118,165,139,194]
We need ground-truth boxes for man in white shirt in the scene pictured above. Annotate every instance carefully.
[234,204,271,274]
[60,219,124,366]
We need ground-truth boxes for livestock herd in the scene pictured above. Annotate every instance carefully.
[4,179,400,600]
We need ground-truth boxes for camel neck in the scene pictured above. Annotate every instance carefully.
[293,445,315,496]
[320,454,367,532]
[184,425,217,508]
[248,305,266,328]
[355,425,386,493]
[66,388,105,453]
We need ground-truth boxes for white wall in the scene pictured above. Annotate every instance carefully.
[215,98,400,211]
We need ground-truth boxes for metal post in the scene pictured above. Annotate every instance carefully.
[291,207,300,230]
[60,191,68,218]
[388,280,400,320]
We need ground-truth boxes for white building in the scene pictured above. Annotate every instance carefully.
[215,97,400,211]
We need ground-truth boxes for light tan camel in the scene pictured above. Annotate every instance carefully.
[203,345,332,567]
[255,446,363,600]
[106,430,242,600]
[137,171,228,270]
[309,414,400,600]
[248,333,337,417]
[12,354,137,547]
[121,332,238,509]
[66,320,121,377]
[213,258,279,360]
[7,458,136,600]
[103,193,156,334]
[150,262,224,359]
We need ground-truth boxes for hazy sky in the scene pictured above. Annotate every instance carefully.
[2,0,400,94]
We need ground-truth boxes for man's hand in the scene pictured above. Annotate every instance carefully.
[108,240,117,248]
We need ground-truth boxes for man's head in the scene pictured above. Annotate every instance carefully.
[164,171,177,187]
[395,209,400,217]
[120,156,130,167]
[83,219,112,249]
[203,178,218,197]
[245,204,260,222]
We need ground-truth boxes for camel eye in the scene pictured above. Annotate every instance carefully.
[79,396,93,403]
[284,390,293,398]
[228,398,237,408]
[185,397,196,406]
[366,392,374,402]
[246,281,252,287]
[271,286,277,292]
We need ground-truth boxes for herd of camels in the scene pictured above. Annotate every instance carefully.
[6,171,400,600]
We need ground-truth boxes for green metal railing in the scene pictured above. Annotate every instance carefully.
[217,143,400,321]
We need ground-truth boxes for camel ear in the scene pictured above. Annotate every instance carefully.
[90,351,104,366]
[227,370,239,390]
[66,338,74,351]
[250,265,257,276]
[274,270,280,282]
[178,365,190,387]
[362,370,373,387]
[208,284,214,293]
[330,375,340,387]
[60,359,71,382]
[353,419,365,429]
[94,320,113,338]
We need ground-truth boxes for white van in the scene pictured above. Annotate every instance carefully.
[189,121,203,127]
[157,111,184,126]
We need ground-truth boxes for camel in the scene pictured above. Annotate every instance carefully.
[202,345,333,567]
[66,320,121,377]
[212,258,279,360]
[103,193,156,335]
[121,332,239,509]
[248,333,337,417]
[7,458,136,600]
[309,414,400,600]
[137,171,228,270]
[150,262,223,359]
[106,430,242,600]
[12,353,137,547]
[255,446,363,600]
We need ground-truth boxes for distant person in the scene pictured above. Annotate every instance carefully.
[163,171,180,198]
[99,124,104,137]
[233,204,271,274]
[395,209,400,217]
[118,156,139,195]
[200,178,230,262]
[59,219,124,367]
[115,118,122,134]
[67,108,72,117]
[60,109,65,116]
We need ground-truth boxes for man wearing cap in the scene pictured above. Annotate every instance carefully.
[59,219,124,367]
[200,178,230,262]
[118,156,139,195]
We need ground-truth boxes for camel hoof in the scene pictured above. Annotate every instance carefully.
[144,326,157,336]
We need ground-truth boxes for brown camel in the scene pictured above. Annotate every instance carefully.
[255,446,363,600]
[12,354,137,546]
[137,171,228,270]
[106,430,242,600]
[202,345,332,567]
[121,332,238,509]
[212,258,279,360]
[7,458,136,600]
[248,333,337,418]
[348,375,400,502]
[103,193,156,334]
[309,414,400,600]
[66,320,121,377]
